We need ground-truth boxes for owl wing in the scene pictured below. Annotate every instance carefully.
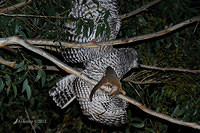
[49,74,76,109]
[60,46,113,64]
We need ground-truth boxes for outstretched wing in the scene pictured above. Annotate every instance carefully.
[49,74,76,109]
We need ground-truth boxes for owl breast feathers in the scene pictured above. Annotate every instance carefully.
[49,0,138,126]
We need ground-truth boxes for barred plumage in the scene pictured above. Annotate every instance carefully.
[49,0,138,126]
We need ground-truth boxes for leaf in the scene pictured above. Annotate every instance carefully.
[35,69,42,82]
[15,72,27,85]
[22,78,28,93]
[76,20,83,37]
[83,25,88,38]
[22,79,31,100]
[0,79,5,93]
[12,84,17,98]
[26,84,31,100]
[19,31,27,38]
[40,70,46,87]
[104,10,110,20]
[34,59,42,65]
[6,86,11,96]
[95,24,102,38]
[14,61,24,69]
[16,65,25,73]
[15,23,19,34]
[5,74,11,83]
[131,123,144,128]
[92,0,99,7]
[89,20,94,36]
[100,24,105,36]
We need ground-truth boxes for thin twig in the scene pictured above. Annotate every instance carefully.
[0,57,59,71]
[0,0,32,13]
[120,0,162,19]
[140,64,200,74]
[0,36,200,130]
[0,12,70,19]
[25,108,36,133]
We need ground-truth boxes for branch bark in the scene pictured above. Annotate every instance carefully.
[0,12,69,19]
[0,36,200,130]
[0,58,59,71]
[0,0,32,13]
[10,16,198,48]
[140,64,200,74]
[120,0,162,19]
[25,108,36,133]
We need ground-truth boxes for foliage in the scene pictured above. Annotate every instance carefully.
[0,0,200,132]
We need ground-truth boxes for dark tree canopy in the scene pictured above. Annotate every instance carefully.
[0,0,200,132]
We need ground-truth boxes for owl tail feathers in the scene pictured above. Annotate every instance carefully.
[49,74,77,109]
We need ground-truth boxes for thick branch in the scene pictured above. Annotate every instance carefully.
[0,0,32,13]
[120,0,162,19]
[0,36,200,130]
[15,16,199,48]
[119,94,200,130]
[140,64,200,74]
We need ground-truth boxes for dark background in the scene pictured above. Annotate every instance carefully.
[0,0,200,132]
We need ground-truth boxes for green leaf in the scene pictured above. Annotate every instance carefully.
[40,70,46,87]
[35,69,42,82]
[22,79,31,100]
[12,84,17,98]
[14,61,24,69]
[131,123,144,128]
[19,31,27,38]
[83,25,88,38]
[15,72,27,85]
[26,84,31,100]
[22,78,28,93]
[16,65,25,73]
[0,79,5,93]
[95,24,102,38]
[100,24,105,36]
[76,20,83,37]
[34,59,42,65]
[5,74,11,86]
[15,23,19,34]
[104,10,110,20]
[89,20,94,36]
[92,0,99,7]
[6,86,10,96]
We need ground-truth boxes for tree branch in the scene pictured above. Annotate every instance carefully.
[120,0,162,19]
[25,108,36,133]
[0,0,32,13]
[0,12,69,19]
[0,57,59,71]
[140,64,200,74]
[0,36,200,130]
[9,16,197,49]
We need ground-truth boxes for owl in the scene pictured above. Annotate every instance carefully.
[49,0,138,126]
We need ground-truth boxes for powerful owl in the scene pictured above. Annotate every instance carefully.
[49,0,138,126]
